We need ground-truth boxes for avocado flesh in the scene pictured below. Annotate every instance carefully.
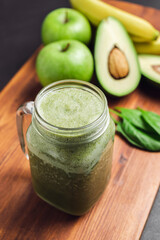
[138,54,160,85]
[94,17,141,97]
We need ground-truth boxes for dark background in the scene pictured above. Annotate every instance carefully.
[0,0,160,239]
[0,0,160,90]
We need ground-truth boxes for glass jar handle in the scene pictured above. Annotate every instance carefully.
[16,101,34,159]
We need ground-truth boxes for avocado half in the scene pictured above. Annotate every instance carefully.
[94,17,141,97]
[138,54,160,86]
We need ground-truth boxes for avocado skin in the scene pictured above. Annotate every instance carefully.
[138,54,160,86]
[94,16,141,97]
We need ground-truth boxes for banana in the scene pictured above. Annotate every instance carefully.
[130,34,153,43]
[134,36,160,55]
[70,0,159,41]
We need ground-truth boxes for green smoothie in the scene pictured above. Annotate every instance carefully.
[37,88,103,128]
[26,84,115,215]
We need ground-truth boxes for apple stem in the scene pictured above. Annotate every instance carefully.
[61,43,70,52]
[64,11,69,23]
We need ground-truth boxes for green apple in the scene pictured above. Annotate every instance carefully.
[36,40,94,86]
[41,8,92,45]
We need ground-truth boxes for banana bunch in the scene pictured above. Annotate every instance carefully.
[70,0,159,41]
[70,0,160,54]
[134,37,160,55]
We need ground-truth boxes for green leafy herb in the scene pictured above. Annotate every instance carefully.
[121,118,160,151]
[110,107,160,152]
[138,107,160,135]
[117,122,143,149]
[114,107,154,133]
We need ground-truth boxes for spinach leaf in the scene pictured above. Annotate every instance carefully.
[121,118,160,152]
[115,107,153,133]
[117,122,143,149]
[110,107,160,152]
[138,108,160,135]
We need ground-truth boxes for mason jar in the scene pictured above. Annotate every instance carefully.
[16,80,115,216]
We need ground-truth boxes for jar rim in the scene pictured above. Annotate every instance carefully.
[34,80,109,136]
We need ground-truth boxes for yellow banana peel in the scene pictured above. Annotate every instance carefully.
[70,0,159,41]
[134,37,160,55]
[130,34,153,43]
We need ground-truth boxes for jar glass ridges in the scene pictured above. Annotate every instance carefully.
[17,80,115,215]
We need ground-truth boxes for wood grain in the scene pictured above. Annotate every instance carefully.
[0,1,160,240]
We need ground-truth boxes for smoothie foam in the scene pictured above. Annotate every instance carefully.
[37,88,103,128]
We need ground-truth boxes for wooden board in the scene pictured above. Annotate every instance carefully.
[0,1,160,239]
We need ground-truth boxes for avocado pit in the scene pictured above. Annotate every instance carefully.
[152,65,160,75]
[94,17,141,96]
[108,46,129,79]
